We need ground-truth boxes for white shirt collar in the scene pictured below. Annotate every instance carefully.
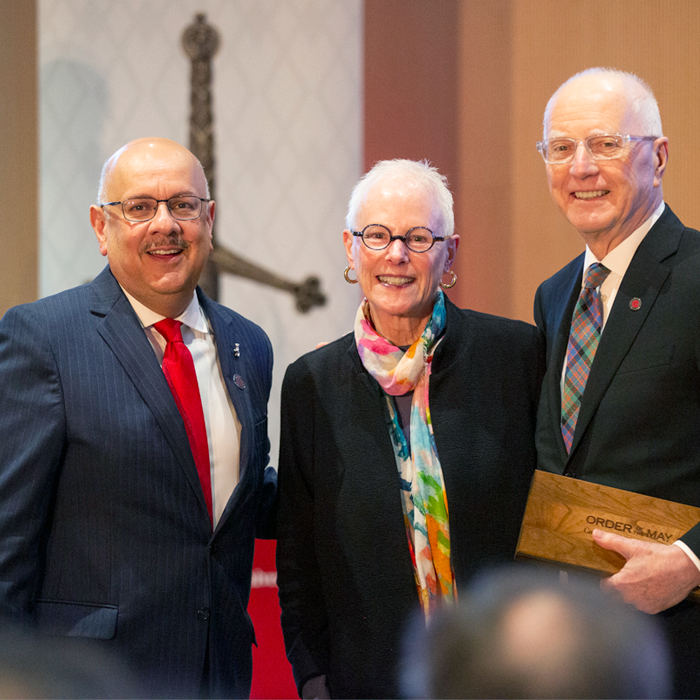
[120,287,209,334]
[583,201,665,277]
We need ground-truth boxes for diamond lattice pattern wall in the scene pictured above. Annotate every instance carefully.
[39,0,363,459]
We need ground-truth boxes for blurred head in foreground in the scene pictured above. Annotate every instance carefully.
[0,627,142,699]
[401,566,671,699]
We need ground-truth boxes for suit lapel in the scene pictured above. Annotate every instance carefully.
[570,210,682,456]
[546,262,583,463]
[200,295,258,532]
[89,268,209,519]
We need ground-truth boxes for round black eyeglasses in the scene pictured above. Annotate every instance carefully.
[352,224,447,253]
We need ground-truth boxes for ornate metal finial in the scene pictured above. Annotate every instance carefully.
[182,13,219,190]
[181,14,326,312]
[182,13,219,299]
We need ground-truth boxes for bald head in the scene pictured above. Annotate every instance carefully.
[97,138,210,204]
[544,68,663,139]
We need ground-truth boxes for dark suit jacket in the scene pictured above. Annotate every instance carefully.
[0,266,275,699]
[276,298,544,699]
[534,205,700,698]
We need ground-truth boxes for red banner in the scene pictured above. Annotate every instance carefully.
[248,539,298,699]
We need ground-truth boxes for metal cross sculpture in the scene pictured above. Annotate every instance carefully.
[181,14,326,313]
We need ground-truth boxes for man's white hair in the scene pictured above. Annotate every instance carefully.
[543,67,663,139]
[345,159,455,238]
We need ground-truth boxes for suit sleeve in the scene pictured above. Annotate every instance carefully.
[251,327,277,540]
[677,332,700,554]
[533,283,545,331]
[276,359,330,695]
[0,305,66,620]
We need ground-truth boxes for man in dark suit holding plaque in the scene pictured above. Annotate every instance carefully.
[534,68,700,697]
[0,138,275,698]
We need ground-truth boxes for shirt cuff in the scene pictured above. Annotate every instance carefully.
[673,540,700,572]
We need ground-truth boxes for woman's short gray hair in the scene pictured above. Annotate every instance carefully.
[345,159,455,238]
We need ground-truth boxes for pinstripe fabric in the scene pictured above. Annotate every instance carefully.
[0,266,275,699]
[561,263,610,453]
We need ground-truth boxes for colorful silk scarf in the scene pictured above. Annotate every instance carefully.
[354,290,456,618]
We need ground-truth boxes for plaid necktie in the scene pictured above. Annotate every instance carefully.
[561,263,611,453]
[155,319,213,524]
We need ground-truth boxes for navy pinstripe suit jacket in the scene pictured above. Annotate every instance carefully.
[0,266,276,698]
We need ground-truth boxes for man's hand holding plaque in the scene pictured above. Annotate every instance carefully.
[516,470,700,609]
[593,529,700,614]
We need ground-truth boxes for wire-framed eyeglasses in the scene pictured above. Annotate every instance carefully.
[100,196,209,222]
[536,134,658,164]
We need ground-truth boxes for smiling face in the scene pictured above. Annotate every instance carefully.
[90,138,214,318]
[343,174,459,345]
[545,74,668,258]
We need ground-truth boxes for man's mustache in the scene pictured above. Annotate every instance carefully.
[142,237,190,252]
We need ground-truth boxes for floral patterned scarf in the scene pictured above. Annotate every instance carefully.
[354,290,456,618]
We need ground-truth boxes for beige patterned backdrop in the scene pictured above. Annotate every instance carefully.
[39,0,363,460]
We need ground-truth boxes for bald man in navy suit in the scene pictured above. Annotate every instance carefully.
[0,138,275,698]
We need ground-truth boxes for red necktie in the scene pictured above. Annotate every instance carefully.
[154,319,213,524]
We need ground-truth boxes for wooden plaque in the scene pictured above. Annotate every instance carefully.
[516,470,700,599]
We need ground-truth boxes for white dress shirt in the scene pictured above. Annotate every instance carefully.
[123,289,241,527]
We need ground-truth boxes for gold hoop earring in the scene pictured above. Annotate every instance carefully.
[440,270,457,289]
[344,266,358,284]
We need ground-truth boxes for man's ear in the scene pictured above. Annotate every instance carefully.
[90,205,109,257]
[653,137,669,187]
[205,199,216,228]
[205,200,215,251]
